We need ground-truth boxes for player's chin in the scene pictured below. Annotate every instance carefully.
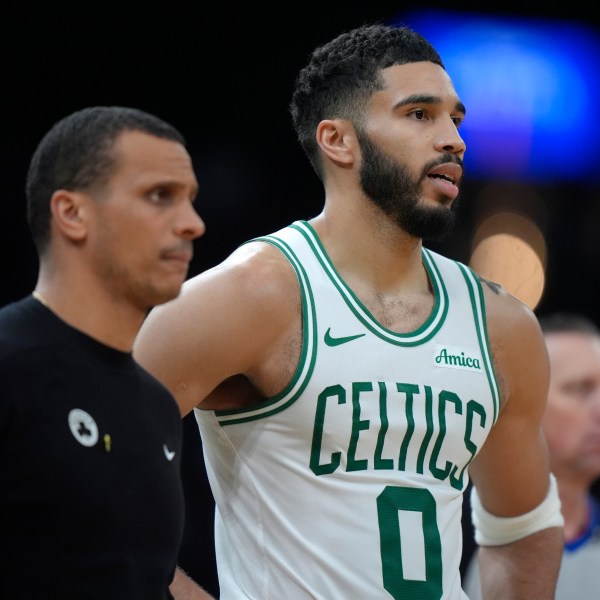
[419,198,454,217]
[420,190,454,210]
[432,192,456,209]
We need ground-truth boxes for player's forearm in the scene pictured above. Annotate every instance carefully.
[169,567,216,600]
[477,527,563,599]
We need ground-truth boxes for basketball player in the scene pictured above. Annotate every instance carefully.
[0,106,213,599]
[134,24,563,599]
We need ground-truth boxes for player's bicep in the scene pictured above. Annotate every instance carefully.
[469,291,551,516]
[134,271,247,415]
[469,417,550,517]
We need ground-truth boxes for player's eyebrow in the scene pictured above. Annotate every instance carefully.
[394,94,466,116]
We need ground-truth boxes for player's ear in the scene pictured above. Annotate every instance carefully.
[316,119,358,167]
[50,189,89,242]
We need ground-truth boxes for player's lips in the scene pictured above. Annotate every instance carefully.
[427,162,462,200]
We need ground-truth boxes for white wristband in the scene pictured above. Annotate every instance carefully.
[471,474,564,546]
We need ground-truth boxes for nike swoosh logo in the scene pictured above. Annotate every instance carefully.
[163,444,176,461]
[324,327,366,347]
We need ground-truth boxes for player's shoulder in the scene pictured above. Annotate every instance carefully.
[476,274,540,334]
[474,274,548,414]
[475,274,546,386]
[184,236,299,307]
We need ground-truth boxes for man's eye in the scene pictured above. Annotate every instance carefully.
[566,381,596,399]
[148,189,169,203]
[412,109,426,120]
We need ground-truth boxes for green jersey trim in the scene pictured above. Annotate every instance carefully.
[214,234,316,425]
[290,220,448,346]
[457,263,500,425]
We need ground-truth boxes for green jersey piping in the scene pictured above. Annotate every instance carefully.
[457,262,500,425]
[214,234,316,425]
[290,221,449,345]
[212,222,499,429]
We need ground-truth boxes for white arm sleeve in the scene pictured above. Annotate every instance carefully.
[470,474,564,546]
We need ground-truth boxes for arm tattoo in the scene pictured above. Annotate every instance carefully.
[480,277,502,295]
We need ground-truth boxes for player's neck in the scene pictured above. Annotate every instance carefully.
[311,212,425,291]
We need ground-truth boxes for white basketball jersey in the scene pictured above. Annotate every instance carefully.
[195,220,500,599]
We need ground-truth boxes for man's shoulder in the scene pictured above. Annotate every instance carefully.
[0,297,36,349]
[0,296,64,362]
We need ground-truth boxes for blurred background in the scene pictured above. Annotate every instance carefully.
[3,2,599,595]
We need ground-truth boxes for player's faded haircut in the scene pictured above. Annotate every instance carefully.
[26,105,186,254]
[289,23,444,179]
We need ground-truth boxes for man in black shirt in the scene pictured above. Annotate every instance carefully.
[0,106,213,599]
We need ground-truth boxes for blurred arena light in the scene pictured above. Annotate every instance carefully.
[394,9,600,183]
[469,210,547,310]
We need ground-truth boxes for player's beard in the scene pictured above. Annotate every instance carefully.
[356,129,460,241]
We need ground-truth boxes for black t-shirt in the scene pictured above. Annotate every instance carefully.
[0,296,185,599]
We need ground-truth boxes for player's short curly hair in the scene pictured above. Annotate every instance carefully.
[289,23,444,179]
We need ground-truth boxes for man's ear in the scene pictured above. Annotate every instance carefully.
[49,190,88,242]
[316,119,358,167]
